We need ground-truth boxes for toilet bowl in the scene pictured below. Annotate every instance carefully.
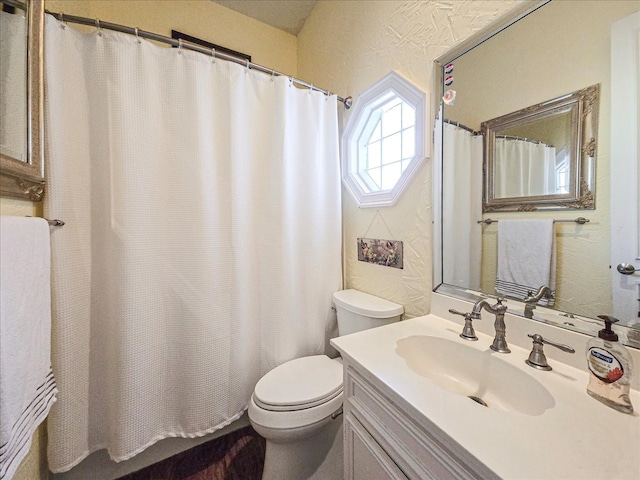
[248,289,403,480]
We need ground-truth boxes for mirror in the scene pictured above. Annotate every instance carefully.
[434,0,640,346]
[483,84,599,212]
[0,0,44,201]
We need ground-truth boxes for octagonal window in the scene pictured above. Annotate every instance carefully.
[342,72,428,207]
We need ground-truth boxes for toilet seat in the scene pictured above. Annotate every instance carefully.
[248,355,344,430]
[254,387,342,412]
[254,355,343,412]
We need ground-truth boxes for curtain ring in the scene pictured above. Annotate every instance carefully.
[58,12,66,29]
[177,38,183,54]
[95,18,102,36]
[271,69,275,82]
[245,59,250,71]
[211,47,215,63]
[309,84,313,94]
[135,27,141,44]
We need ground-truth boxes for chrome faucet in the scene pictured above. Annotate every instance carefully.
[471,298,510,353]
[525,333,575,371]
[523,285,554,319]
[448,309,479,341]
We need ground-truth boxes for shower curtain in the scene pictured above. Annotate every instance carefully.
[494,138,557,198]
[441,123,482,290]
[43,15,341,473]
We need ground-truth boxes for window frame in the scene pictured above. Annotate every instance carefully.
[342,71,428,207]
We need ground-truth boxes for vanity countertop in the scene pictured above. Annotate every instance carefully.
[331,313,640,480]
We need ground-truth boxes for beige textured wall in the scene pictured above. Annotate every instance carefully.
[0,197,38,216]
[13,425,48,480]
[445,0,639,318]
[297,0,521,318]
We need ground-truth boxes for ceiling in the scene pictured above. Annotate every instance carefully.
[213,1,318,36]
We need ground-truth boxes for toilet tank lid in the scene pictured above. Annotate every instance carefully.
[333,289,403,318]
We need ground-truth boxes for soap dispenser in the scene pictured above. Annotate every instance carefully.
[586,315,634,414]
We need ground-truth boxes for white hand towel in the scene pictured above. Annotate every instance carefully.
[0,216,57,480]
[496,219,556,305]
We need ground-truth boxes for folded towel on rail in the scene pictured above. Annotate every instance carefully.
[495,219,556,306]
[0,216,57,480]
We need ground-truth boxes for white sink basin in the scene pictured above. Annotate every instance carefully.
[396,335,555,416]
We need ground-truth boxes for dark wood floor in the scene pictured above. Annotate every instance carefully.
[118,427,265,480]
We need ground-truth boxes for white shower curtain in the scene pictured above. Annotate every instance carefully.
[494,138,557,198]
[442,123,483,290]
[43,15,341,472]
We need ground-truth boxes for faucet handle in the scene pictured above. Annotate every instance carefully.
[448,309,478,341]
[525,333,575,371]
[494,297,507,313]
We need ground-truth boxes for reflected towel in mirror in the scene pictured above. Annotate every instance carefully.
[495,219,556,306]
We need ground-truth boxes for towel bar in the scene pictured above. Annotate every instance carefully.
[477,217,589,225]
[25,216,65,226]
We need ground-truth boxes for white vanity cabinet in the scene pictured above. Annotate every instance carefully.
[333,308,640,480]
[342,362,498,480]
[344,413,407,480]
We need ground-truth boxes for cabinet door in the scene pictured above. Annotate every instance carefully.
[345,413,408,480]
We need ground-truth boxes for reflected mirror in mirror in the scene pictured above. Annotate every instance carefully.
[434,0,640,346]
[0,0,45,201]
[482,84,599,211]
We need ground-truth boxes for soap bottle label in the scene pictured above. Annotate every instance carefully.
[587,347,623,383]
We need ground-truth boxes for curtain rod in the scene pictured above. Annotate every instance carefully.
[477,217,590,225]
[443,119,480,135]
[3,0,26,11]
[496,134,552,147]
[45,10,353,109]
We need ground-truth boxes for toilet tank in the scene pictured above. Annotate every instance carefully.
[333,289,403,336]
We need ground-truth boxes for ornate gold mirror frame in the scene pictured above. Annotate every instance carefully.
[482,84,599,212]
[0,0,45,201]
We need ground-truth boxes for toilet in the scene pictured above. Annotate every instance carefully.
[248,289,403,480]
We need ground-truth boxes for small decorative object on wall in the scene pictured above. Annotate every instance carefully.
[357,238,403,269]
[442,89,456,106]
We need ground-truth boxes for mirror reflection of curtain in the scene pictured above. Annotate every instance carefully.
[494,138,557,198]
[554,146,570,194]
[442,123,482,290]
[0,10,27,160]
